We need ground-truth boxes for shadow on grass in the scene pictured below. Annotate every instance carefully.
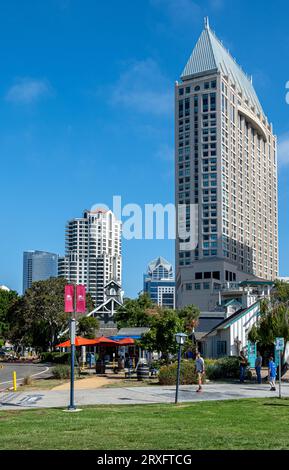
[263,401,289,407]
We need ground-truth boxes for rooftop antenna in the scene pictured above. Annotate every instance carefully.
[204,16,209,29]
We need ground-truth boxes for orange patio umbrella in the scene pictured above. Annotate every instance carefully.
[56,336,99,348]
[92,336,119,346]
[117,338,135,346]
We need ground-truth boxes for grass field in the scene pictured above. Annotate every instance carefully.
[1,398,289,450]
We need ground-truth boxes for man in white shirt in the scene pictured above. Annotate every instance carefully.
[195,352,205,392]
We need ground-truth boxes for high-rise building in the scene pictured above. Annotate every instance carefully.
[23,250,58,293]
[175,19,278,311]
[143,257,175,309]
[59,208,122,306]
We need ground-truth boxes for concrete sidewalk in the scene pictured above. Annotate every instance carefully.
[1,382,289,410]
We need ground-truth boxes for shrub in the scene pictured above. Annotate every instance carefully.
[51,365,71,380]
[41,352,71,364]
[23,375,33,386]
[205,356,240,380]
[158,357,244,384]
[159,360,200,385]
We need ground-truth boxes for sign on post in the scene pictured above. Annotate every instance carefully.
[275,337,284,399]
[64,285,74,313]
[76,285,86,313]
[247,341,256,368]
[275,337,284,351]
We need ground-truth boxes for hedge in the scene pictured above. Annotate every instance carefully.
[159,356,243,385]
[40,352,76,364]
[205,356,244,380]
[51,364,71,379]
[159,360,200,385]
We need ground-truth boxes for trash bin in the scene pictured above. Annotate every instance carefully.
[87,353,96,368]
[95,359,105,374]
[137,363,150,381]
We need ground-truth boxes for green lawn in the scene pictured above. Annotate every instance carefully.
[1,398,289,450]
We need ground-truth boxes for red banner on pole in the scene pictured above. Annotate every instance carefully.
[76,284,86,313]
[64,285,74,313]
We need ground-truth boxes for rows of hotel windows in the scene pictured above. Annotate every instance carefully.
[184,270,236,291]
[177,79,218,265]
[177,77,277,279]
[220,78,277,278]
[178,80,216,96]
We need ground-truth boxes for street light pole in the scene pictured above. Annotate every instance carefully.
[175,343,182,404]
[279,350,282,399]
[175,332,188,405]
[68,317,76,411]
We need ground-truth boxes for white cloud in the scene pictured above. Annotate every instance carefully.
[110,59,173,116]
[278,133,289,166]
[5,78,53,105]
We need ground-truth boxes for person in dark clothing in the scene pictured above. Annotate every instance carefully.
[239,350,248,383]
[255,351,262,384]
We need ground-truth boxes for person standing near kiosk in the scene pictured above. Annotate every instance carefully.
[268,356,277,391]
[255,351,263,384]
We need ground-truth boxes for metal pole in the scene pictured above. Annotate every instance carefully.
[175,344,182,404]
[279,350,282,399]
[13,371,17,391]
[68,318,76,410]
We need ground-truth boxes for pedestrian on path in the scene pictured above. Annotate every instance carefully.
[255,351,262,384]
[239,350,248,383]
[268,356,277,391]
[195,352,205,393]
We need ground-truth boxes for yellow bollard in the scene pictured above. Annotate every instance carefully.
[13,371,17,391]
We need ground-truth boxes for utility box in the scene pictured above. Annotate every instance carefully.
[87,352,96,368]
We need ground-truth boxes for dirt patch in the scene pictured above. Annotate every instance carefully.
[51,375,121,391]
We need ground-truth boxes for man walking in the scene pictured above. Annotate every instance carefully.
[238,350,248,383]
[195,352,205,393]
[268,356,277,391]
[255,351,262,384]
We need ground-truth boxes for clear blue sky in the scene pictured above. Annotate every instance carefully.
[0,0,289,296]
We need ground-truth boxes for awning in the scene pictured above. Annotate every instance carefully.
[116,337,135,346]
[56,336,99,348]
[92,336,119,346]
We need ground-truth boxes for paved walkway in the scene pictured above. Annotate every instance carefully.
[1,382,289,410]
[0,362,51,390]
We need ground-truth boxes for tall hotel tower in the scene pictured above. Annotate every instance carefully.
[175,19,278,311]
[59,208,122,306]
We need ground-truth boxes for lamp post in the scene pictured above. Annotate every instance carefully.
[68,317,76,411]
[175,332,188,404]
[64,284,86,412]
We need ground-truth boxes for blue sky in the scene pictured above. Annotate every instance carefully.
[0,0,289,296]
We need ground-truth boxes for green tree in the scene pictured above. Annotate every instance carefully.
[272,280,289,304]
[140,308,185,362]
[178,304,200,353]
[115,293,156,328]
[77,316,100,338]
[0,288,19,342]
[178,304,200,332]
[7,278,94,352]
[248,282,289,374]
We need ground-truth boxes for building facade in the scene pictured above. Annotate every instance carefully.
[175,18,278,311]
[143,257,175,309]
[23,250,58,293]
[88,279,123,336]
[59,208,122,306]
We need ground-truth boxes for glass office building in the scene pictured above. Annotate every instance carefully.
[23,250,58,293]
[143,257,175,309]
